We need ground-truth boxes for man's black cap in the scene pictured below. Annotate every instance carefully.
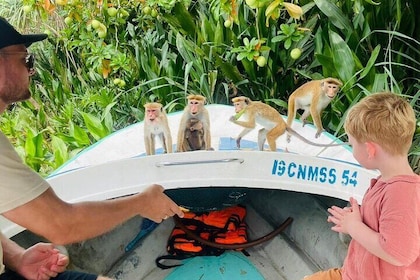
[0,17,47,50]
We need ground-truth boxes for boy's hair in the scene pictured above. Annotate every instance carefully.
[344,92,416,156]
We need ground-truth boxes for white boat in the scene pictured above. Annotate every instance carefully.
[1,104,378,280]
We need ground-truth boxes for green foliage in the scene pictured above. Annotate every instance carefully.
[272,23,305,49]
[232,37,267,61]
[0,0,419,175]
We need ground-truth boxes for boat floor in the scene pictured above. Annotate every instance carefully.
[109,191,349,279]
[107,205,318,280]
[12,190,349,280]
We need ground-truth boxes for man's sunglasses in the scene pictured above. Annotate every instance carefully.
[0,52,36,75]
[25,53,35,72]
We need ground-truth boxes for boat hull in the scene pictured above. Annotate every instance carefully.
[2,104,375,279]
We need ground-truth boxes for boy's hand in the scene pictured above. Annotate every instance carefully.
[327,197,361,234]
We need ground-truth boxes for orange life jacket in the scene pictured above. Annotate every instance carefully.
[156,205,248,269]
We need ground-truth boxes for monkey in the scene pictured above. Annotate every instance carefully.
[176,95,211,152]
[229,96,346,151]
[183,118,205,151]
[143,102,173,155]
[286,77,343,139]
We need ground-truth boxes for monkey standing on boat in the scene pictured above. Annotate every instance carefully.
[286,77,343,140]
[176,95,211,152]
[144,102,173,155]
[229,96,345,151]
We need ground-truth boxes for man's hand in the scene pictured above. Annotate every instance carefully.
[136,184,185,223]
[17,243,69,280]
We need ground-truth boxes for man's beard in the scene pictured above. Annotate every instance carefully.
[0,82,31,105]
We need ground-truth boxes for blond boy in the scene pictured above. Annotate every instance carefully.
[305,92,420,279]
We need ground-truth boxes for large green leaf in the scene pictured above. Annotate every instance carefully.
[215,57,243,83]
[184,61,193,94]
[172,2,197,37]
[24,130,36,160]
[315,53,335,74]
[69,123,91,146]
[51,136,68,168]
[313,0,353,35]
[81,112,109,141]
[329,30,355,83]
[359,45,380,80]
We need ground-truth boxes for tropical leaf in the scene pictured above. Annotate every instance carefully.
[329,30,355,84]
[51,136,68,168]
[81,112,110,141]
[313,0,353,35]
[359,45,380,80]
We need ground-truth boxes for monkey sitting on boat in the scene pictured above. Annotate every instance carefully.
[143,102,172,155]
[176,95,212,152]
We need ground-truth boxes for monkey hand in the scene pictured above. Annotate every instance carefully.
[229,116,236,122]
[233,108,246,120]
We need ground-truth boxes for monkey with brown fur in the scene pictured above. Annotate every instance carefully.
[230,96,345,151]
[184,118,205,151]
[177,95,211,152]
[287,77,343,140]
[143,102,173,155]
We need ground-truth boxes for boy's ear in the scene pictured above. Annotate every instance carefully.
[365,142,377,159]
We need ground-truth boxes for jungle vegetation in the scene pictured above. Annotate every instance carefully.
[0,0,419,175]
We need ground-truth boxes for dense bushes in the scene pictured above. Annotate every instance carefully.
[0,0,419,175]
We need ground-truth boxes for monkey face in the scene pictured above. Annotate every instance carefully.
[233,102,245,113]
[146,108,160,121]
[326,86,339,98]
[324,81,341,99]
[189,100,202,115]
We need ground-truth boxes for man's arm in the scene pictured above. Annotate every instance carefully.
[3,184,184,245]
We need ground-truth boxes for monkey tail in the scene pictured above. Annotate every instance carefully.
[286,127,348,147]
